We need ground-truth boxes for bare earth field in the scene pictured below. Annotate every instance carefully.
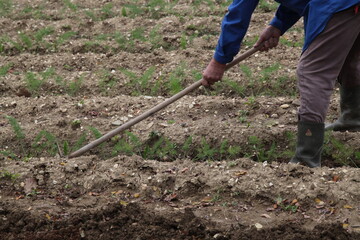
[1,1,359,239]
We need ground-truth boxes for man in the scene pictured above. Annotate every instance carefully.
[202,0,360,168]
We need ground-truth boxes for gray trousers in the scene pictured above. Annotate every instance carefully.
[297,6,360,123]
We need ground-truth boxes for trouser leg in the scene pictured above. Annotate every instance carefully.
[325,30,360,131]
[291,7,360,167]
[297,7,360,123]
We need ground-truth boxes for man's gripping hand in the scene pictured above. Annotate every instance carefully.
[202,58,227,86]
[254,25,281,51]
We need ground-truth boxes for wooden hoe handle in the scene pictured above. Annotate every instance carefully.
[68,47,259,158]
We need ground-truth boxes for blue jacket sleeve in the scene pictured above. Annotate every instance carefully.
[269,5,301,34]
[214,0,259,64]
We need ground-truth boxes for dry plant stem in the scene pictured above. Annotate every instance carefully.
[68,47,260,158]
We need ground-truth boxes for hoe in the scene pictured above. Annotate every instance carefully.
[68,46,260,158]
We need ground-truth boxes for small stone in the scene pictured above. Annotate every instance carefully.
[120,116,129,122]
[280,104,290,109]
[271,113,278,118]
[111,120,122,126]
[255,223,263,229]
[213,233,223,239]
[292,99,301,106]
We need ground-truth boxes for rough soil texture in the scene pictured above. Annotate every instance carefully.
[1,1,359,239]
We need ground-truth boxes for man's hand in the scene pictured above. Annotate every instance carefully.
[202,58,227,86]
[254,25,281,51]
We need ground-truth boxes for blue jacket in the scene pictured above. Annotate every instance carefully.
[214,0,360,64]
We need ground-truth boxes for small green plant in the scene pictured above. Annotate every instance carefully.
[98,69,118,93]
[54,31,76,50]
[63,141,70,156]
[180,33,187,49]
[101,2,115,19]
[32,130,58,156]
[258,0,279,12]
[68,75,84,96]
[275,196,298,213]
[196,137,217,161]
[19,33,33,49]
[63,0,78,12]
[181,136,193,157]
[247,135,279,162]
[167,64,185,94]
[121,7,127,17]
[73,133,87,151]
[25,72,43,93]
[0,63,12,77]
[0,0,13,16]
[131,27,146,42]
[1,169,19,181]
[121,66,156,96]
[0,150,18,160]
[114,32,129,50]
[123,3,144,18]
[24,68,56,94]
[323,134,360,167]
[6,115,25,141]
[259,63,280,82]
[149,25,168,49]
[34,27,54,43]
[223,79,246,97]
[84,10,98,21]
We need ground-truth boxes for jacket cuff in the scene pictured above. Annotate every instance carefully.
[214,51,233,65]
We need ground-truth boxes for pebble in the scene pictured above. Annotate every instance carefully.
[120,116,129,122]
[280,104,290,109]
[255,223,263,229]
[111,120,122,126]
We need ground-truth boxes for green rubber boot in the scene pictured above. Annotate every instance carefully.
[325,86,360,131]
[290,121,324,168]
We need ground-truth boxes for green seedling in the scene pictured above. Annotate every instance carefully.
[1,169,19,181]
[63,0,78,12]
[84,10,98,21]
[98,69,118,93]
[195,137,217,161]
[0,150,18,160]
[0,63,12,77]
[131,27,146,42]
[121,7,127,17]
[73,133,87,151]
[0,0,13,16]
[181,136,193,157]
[63,141,70,156]
[259,63,280,82]
[323,133,360,167]
[123,3,144,18]
[121,66,156,96]
[258,0,279,12]
[167,64,185,94]
[68,75,84,96]
[6,115,25,140]
[19,33,33,49]
[275,196,299,213]
[34,27,54,43]
[101,2,115,19]
[24,68,56,94]
[54,31,76,50]
[32,130,58,156]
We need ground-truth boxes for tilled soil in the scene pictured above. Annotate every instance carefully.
[1,1,360,239]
